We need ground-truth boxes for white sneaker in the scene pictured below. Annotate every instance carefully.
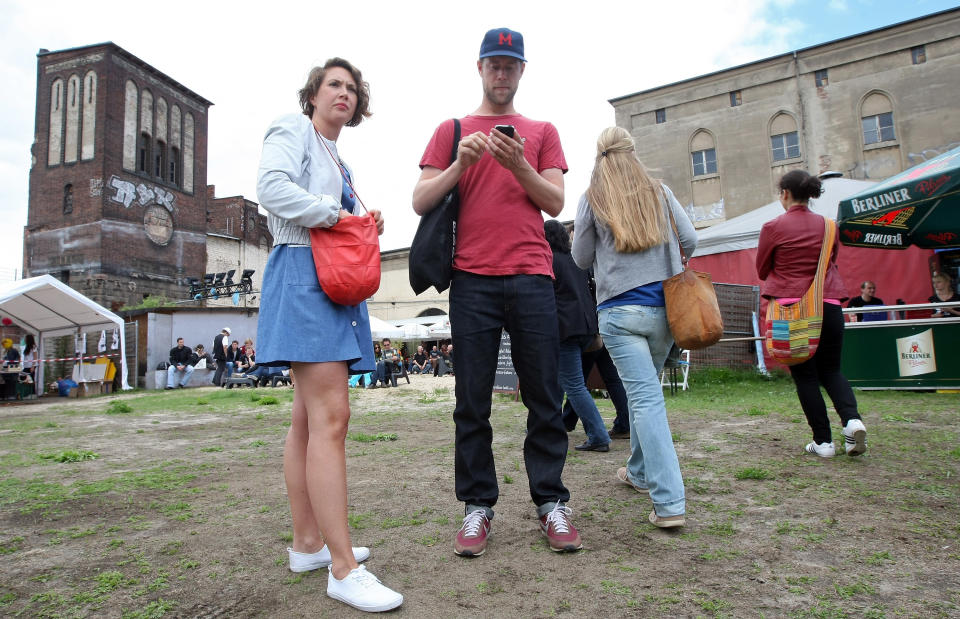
[327,565,403,612]
[288,545,370,573]
[804,441,836,458]
[843,419,868,456]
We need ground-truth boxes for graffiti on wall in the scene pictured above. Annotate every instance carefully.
[107,175,175,211]
[908,143,960,165]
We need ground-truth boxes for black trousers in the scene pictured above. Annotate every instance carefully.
[449,272,570,511]
[788,302,861,444]
[212,359,227,386]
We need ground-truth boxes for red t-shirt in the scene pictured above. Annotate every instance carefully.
[419,114,568,276]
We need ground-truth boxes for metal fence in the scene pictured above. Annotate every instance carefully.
[690,283,761,369]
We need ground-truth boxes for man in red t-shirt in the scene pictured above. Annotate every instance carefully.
[413,27,581,558]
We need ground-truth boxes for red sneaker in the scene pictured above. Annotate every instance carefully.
[454,509,491,557]
[539,503,582,552]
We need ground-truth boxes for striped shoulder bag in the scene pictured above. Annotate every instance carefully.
[764,218,836,366]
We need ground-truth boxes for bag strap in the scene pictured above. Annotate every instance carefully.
[663,186,688,269]
[313,126,368,215]
[803,217,837,309]
[449,118,461,166]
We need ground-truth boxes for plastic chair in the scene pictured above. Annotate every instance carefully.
[660,349,690,394]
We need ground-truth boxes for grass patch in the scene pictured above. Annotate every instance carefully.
[347,432,398,443]
[40,449,99,463]
[735,467,772,480]
[106,401,133,415]
[0,536,24,554]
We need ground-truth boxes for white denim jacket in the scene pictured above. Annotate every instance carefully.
[256,113,351,246]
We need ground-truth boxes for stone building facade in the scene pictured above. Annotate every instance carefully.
[610,8,960,227]
[24,42,270,311]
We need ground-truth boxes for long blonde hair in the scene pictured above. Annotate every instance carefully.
[585,127,667,253]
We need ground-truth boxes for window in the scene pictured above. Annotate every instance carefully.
[729,91,741,107]
[862,112,895,144]
[138,133,150,173]
[815,69,828,87]
[691,149,717,176]
[771,132,800,161]
[911,45,926,65]
[655,108,666,124]
[155,140,166,178]
[63,184,73,214]
[169,146,180,185]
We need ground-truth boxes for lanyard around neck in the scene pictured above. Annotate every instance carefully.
[313,125,367,214]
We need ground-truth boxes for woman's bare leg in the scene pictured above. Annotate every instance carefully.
[283,361,358,579]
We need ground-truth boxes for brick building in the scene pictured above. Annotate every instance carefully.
[24,42,270,311]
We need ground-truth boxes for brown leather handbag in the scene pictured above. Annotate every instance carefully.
[662,204,723,350]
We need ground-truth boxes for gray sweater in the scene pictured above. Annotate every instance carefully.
[571,184,698,305]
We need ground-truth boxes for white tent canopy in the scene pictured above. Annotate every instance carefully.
[368,315,404,340]
[0,274,130,390]
[693,177,875,257]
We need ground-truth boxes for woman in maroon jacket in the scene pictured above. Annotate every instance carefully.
[756,170,867,458]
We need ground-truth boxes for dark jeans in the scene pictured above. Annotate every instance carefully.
[212,359,227,386]
[449,272,570,511]
[562,345,630,433]
[788,302,861,444]
[376,361,399,387]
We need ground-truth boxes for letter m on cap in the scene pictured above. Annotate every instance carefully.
[499,33,513,46]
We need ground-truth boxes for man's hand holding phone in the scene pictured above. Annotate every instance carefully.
[488,124,527,172]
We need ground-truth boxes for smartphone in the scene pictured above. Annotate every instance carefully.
[494,124,515,138]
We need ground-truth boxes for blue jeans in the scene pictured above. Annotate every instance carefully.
[166,364,194,388]
[559,338,609,446]
[599,305,685,517]
[450,272,570,512]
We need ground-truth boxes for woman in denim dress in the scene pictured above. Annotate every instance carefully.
[255,58,401,612]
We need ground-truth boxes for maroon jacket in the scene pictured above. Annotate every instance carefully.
[756,204,848,300]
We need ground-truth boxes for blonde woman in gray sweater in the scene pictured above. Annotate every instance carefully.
[572,126,697,528]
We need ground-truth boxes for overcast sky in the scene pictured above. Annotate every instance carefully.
[0,0,954,281]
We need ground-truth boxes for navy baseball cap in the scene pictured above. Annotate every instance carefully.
[479,28,526,62]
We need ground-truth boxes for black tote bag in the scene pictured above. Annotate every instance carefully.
[409,119,460,295]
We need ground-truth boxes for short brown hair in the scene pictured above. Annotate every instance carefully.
[298,57,371,127]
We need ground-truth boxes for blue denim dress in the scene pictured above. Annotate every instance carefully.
[255,244,375,373]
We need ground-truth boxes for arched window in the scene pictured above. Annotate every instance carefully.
[48,78,64,166]
[769,113,800,162]
[64,75,81,163]
[122,80,138,170]
[690,131,717,176]
[183,112,195,193]
[63,184,73,214]
[81,71,97,160]
[861,92,895,145]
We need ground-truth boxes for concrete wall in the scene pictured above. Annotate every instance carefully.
[611,9,960,223]
[142,309,260,389]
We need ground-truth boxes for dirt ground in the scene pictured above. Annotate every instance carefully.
[0,373,958,618]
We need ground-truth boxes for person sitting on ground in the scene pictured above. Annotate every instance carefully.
[929,272,960,318]
[434,344,454,377]
[846,281,887,322]
[410,345,430,374]
[166,337,194,389]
